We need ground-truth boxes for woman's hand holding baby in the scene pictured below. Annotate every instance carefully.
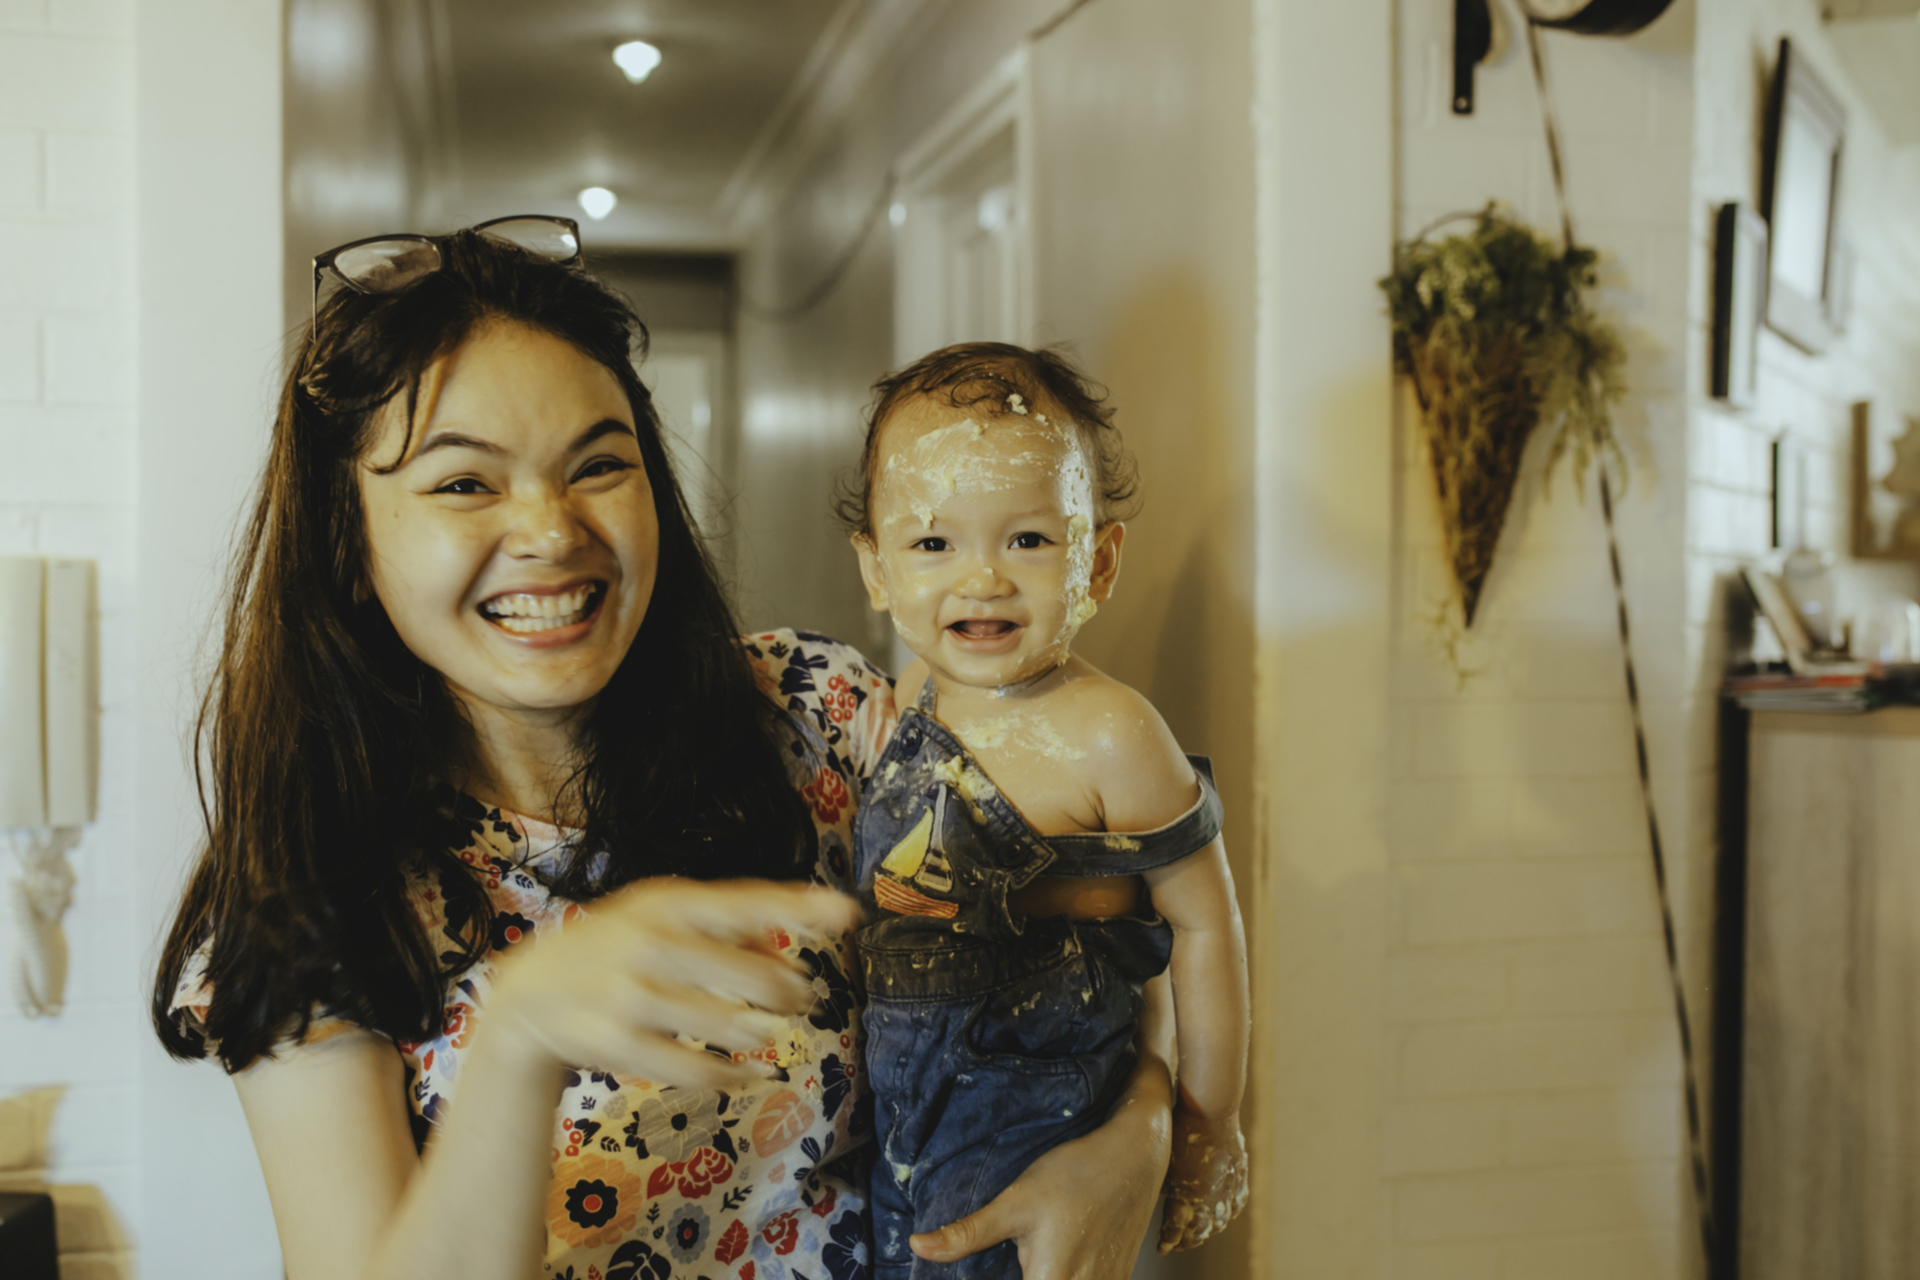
[485,879,859,1091]
[1158,1106,1249,1253]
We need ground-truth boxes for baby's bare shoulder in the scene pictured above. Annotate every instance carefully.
[1052,667,1200,832]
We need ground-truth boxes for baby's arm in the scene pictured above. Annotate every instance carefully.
[1087,689,1250,1253]
[1145,838,1249,1253]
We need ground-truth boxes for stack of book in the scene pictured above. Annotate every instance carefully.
[1724,668,1881,713]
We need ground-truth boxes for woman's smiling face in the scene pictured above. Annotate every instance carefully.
[359,319,658,717]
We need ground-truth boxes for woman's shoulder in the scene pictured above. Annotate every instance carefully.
[742,630,897,780]
[740,629,889,693]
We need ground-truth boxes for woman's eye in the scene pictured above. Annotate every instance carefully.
[1010,532,1052,550]
[574,457,634,482]
[912,537,950,552]
[433,477,492,496]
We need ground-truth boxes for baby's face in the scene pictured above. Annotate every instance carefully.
[855,393,1116,691]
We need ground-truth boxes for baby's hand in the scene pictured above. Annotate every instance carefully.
[1158,1107,1248,1254]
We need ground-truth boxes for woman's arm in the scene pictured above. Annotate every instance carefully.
[234,1021,556,1280]
[235,879,858,1280]
[908,973,1177,1280]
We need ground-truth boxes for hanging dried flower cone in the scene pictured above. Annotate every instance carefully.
[1407,323,1539,626]
[1380,207,1628,631]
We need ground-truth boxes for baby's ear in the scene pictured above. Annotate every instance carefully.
[851,533,892,612]
[1089,522,1126,603]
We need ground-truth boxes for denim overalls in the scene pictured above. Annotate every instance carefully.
[854,681,1223,1278]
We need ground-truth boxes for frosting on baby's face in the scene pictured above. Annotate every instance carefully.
[855,393,1106,692]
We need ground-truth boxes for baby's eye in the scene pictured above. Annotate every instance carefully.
[574,457,634,482]
[434,477,493,496]
[1009,532,1052,550]
[911,536,951,552]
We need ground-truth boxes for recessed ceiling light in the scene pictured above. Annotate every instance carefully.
[578,187,618,220]
[613,40,662,84]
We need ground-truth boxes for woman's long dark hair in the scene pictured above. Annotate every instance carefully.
[152,231,812,1071]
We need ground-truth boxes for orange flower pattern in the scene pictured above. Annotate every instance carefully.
[548,1152,644,1251]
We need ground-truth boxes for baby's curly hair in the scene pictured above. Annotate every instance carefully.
[835,341,1140,536]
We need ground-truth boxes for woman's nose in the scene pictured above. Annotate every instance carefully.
[504,492,589,560]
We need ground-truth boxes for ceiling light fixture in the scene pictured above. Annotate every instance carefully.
[578,187,618,220]
[612,40,662,84]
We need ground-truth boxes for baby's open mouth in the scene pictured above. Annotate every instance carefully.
[479,582,606,634]
[949,619,1017,638]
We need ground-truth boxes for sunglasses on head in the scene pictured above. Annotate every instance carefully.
[310,214,583,328]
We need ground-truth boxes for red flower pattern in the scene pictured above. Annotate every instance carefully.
[641,1146,735,1201]
[761,1210,800,1256]
[676,1147,734,1199]
[441,1002,475,1050]
[803,768,851,826]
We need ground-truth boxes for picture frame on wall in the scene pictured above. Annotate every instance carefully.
[1741,565,1814,673]
[1760,38,1846,354]
[1850,401,1920,562]
[1712,203,1766,407]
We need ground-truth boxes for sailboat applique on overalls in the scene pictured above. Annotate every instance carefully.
[873,786,958,919]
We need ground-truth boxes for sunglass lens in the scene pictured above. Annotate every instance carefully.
[477,218,581,263]
[333,239,443,294]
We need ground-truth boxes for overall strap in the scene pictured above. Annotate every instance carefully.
[910,676,939,714]
[1042,755,1223,878]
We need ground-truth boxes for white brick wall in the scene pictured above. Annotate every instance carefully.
[1390,1,1700,1276]
[0,0,137,1276]
[1392,1,1920,1276]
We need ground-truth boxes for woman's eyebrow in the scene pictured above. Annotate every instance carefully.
[569,419,636,452]
[407,419,633,465]
[412,431,505,461]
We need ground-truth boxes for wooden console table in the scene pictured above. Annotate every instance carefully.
[1731,707,1920,1280]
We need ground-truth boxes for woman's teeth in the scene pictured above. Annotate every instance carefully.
[480,584,599,633]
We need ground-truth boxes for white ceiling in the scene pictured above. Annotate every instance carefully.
[415,0,850,248]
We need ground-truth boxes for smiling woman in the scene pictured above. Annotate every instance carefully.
[144,232,1174,1280]
[359,323,659,737]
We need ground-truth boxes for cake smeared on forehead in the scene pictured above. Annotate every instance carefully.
[836,341,1139,537]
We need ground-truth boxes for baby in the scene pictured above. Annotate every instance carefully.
[843,342,1250,1277]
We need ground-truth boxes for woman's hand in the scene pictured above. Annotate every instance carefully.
[485,878,859,1091]
[1159,1106,1248,1253]
[909,1054,1174,1279]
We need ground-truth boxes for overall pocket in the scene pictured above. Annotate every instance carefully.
[961,951,1108,1073]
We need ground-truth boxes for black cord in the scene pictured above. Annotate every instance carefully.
[1524,20,1717,1273]
[733,170,899,324]
[1028,0,1102,42]
[1523,21,1577,254]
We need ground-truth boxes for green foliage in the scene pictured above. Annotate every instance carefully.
[1378,205,1628,625]
[1381,204,1627,490]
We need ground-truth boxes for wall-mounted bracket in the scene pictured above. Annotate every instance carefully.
[1453,0,1494,114]
[1458,0,1680,116]
[1519,0,1678,36]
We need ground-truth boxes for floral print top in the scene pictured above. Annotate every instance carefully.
[171,631,896,1280]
